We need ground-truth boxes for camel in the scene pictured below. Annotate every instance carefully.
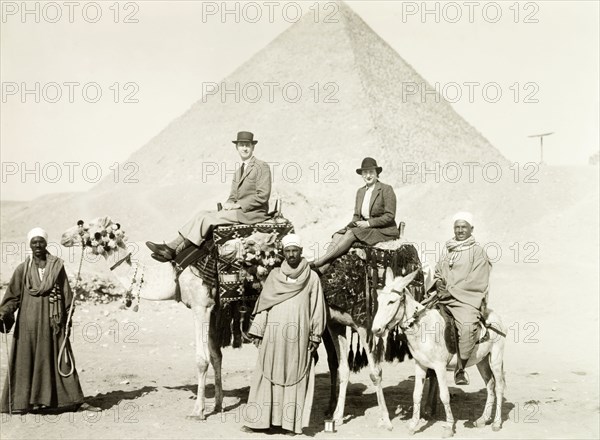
[324,308,394,430]
[61,216,415,429]
[371,268,507,437]
[319,250,424,431]
[60,216,223,420]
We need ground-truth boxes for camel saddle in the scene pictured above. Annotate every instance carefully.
[170,220,294,304]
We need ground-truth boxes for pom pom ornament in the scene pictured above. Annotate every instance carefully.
[75,218,128,256]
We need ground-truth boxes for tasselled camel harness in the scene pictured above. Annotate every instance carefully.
[110,252,143,311]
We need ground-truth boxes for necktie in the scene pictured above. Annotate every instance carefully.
[240,163,245,180]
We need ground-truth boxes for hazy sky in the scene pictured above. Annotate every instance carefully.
[1,0,598,200]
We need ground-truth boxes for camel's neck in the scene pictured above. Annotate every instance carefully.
[109,254,136,292]
[102,248,177,301]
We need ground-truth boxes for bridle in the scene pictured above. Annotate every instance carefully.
[109,253,143,311]
[381,288,412,333]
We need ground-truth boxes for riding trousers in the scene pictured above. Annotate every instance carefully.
[440,298,481,360]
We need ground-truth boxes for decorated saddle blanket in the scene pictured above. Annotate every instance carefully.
[322,243,424,327]
[173,220,295,304]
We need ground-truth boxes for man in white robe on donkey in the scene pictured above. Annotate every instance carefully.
[241,234,327,435]
[434,211,492,386]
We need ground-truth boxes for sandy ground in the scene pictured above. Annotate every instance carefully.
[0,256,598,440]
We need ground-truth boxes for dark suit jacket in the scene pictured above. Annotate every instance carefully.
[226,156,271,224]
[347,181,399,244]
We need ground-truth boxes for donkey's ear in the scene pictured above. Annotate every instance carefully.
[385,267,395,287]
[393,269,419,293]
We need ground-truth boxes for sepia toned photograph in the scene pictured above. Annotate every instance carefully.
[1,1,598,438]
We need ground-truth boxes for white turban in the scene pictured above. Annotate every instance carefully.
[27,227,48,244]
[281,233,302,249]
[452,211,473,227]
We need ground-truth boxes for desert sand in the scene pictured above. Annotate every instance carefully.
[1,165,598,439]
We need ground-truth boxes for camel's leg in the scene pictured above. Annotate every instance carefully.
[490,348,505,431]
[187,305,213,420]
[209,308,223,413]
[331,326,350,425]
[356,327,392,430]
[322,326,339,417]
[434,364,455,438]
[473,354,495,428]
[408,362,427,435]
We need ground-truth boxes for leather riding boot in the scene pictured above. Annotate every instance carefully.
[454,356,470,386]
[146,242,176,262]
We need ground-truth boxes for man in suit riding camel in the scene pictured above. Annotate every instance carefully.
[146,131,272,262]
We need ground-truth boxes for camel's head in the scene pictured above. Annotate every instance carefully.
[61,216,127,258]
[371,268,419,337]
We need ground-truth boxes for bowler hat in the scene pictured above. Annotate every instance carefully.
[232,131,258,145]
[356,157,382,175]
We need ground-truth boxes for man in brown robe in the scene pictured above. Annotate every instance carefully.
[242,234,327,434]
[0,228,94,414]
[434,212,491,385]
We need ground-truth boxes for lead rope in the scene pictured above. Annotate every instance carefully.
[2,321,12,415]
[58,235,85,377]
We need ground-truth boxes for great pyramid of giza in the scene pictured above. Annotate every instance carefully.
[2,1,507,245]
[106,1,504,187]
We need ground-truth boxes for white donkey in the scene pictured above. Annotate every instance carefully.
[371,268,506,437]
[61,216,222,420]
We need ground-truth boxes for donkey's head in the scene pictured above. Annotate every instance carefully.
[371,268,419,337]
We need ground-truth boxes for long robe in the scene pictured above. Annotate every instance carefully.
[245,260,326,434]
[434,242,491,359]
[0,255,84,413]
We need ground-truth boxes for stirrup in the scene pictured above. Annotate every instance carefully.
[454,369,469,385]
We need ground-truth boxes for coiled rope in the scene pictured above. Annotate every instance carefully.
[58,236,85,377]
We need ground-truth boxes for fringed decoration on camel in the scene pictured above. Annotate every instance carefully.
[322,243,423,370]
[187,221,295,348]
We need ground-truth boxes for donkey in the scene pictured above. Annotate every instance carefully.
[371,268,506,437]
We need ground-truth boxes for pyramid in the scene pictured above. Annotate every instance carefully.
[107,1,504,188]
[1,2,506,244]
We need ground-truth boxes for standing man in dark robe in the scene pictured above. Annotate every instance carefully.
[434,212,492,385]
[0,228,96,414]
[146,131,272,262]
[241,234,327,435]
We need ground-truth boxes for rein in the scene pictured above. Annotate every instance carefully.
[110,252,132,271]
[58,235,85,377]
[393,290,506,339]
[394,289,440,331]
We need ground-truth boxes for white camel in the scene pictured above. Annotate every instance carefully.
[61,216,222,420]
[372,268,506,438]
